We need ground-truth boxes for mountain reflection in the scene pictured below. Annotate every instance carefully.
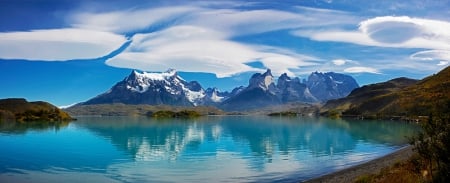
[75,116,418,164]
[0,116,419,182]
[0,121,69,134]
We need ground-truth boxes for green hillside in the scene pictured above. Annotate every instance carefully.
[322,66,450,118]
[0,98,74,122]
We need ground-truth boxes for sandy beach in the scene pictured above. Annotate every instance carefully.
[303,145,414,183]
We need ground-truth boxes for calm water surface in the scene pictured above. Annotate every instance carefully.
[0,116,418,183]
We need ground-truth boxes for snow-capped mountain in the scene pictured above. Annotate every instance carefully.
[306,72,359,101]
[79,68,359,111]
[82,69,206,106]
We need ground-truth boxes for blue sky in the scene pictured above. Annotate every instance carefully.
[0,0,449,107]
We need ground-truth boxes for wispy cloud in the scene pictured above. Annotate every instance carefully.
[106,26,317,77]
[1,1,448,79]
[410,50,450,62]
[79,4,354,77]
[0,3,355,77]
[293,16,450,74]
[295,16,450,49]
[344,66,381,74]
[71,6,200,33]
[0,28,127,60]
[332,59,348,66]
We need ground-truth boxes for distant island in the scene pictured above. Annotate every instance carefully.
[149,110,202,118]
[0,98,74,122]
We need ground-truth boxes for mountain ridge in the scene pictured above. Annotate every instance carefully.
[75,68,360,111]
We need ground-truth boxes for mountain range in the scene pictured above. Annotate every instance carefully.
[78,68,359,111]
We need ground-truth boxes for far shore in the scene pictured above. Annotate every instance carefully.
[303,145,414,183]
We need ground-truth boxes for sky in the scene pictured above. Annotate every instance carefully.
[0,0,449,107]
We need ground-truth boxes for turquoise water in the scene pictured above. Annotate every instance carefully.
[0,116,418,183]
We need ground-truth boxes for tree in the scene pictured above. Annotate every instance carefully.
[410,100,450,182]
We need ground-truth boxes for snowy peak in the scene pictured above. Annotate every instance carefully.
[126,69,206,106]
[129,69,178,81]
[205,87,230,103]
[125,69,182,93]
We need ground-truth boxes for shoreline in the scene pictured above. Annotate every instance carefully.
[303,145,414,183]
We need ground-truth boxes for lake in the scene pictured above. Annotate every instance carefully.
[0,116,418,183]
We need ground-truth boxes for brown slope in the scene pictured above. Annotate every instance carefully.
[322,66,450,117]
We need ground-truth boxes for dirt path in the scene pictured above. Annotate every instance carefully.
[303,146,414,183]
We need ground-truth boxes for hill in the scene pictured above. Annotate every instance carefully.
[322,66,450,118]
[0,98,74,122]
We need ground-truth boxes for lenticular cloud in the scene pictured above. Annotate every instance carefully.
[358,16,450,49]
[106,26,314,78]
[0,29,127,61]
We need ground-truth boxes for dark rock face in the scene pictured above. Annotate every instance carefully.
[220,69,280,111]
[277,73,318,103]
[306,72,359,101]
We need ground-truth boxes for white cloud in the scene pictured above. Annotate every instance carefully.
[438,61,449,66]
[72,5,356,36]
[1,3,357,77]
[293,16,450,73]
[106,26,317,77]
[332,59,348,66]
[96,5,355,77]
[71,6,200,33]
[410,50,450,61]
[344,67,381,74]
[295,16,450,49]
[0,28,127,61]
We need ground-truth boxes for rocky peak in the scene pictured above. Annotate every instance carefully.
[204,87,230,103]
[277,73,291,89]
[276,73,318,103]
[248,69,276,92]
[306,71,359,101]
[230,86,245,96]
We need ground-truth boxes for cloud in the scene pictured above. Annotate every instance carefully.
[438,61,449,66]
[410,50,450,61]
[106,26,317,77]
[344,67,381,74]
[0,28,127,61]
[71,6,200,33]
[72,5,356,36]
[332,59,348,66]
[1,3,357,77]
[76,5,350,78]
[293,16,450,73]
[294,16,450,50]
